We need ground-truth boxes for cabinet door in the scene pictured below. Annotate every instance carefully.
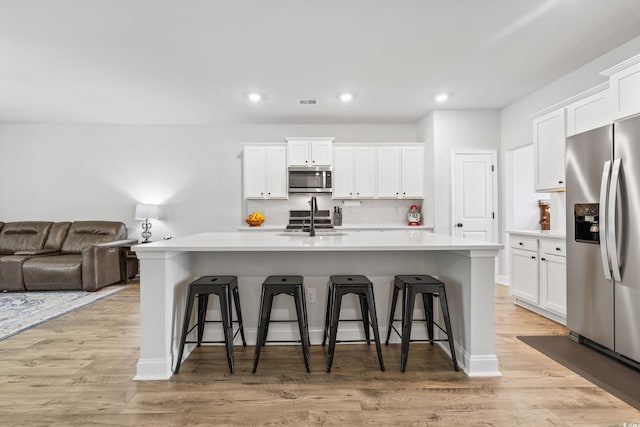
[287,141,310,166]
[265,146,288,199]
[566,88,610,137]
[401,146,424,198]
[609,60,640,121]
[539,253,567,316]
[311,141,333,166]
[353,146,376,198]
[533,109,566,192]
[377,146,401,198]
[332,146,354,198]
[243,146,266,199]
[511,248,539,304]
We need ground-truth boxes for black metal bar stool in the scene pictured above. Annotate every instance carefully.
[385,274,459,372]
[174,276,246,374]
[252,275,311,373]
[322,275,385,373]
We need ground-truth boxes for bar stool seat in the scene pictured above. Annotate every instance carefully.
[174,275,246,374]
[252,275,311,373]
[322,275,384,373]
[385,274,459,372]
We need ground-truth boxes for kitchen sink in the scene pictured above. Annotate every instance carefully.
[276,232,348,237]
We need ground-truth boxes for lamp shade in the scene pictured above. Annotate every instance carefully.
[135,204,159,220]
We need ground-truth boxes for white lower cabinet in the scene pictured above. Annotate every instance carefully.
[510,233,566,324]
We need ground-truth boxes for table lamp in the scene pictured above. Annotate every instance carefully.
[135,203,159,243]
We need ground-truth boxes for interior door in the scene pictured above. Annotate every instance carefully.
[452,151,497,241]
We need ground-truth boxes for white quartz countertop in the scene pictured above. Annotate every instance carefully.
[237,224,433,231]
[507,229,566,239]
[134,230,503,253]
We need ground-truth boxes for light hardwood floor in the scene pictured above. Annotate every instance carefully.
[0,282,638,426]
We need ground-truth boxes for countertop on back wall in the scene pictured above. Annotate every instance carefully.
[507,229,566,238]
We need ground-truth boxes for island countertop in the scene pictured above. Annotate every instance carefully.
[133,230,503,381]
[133,230,503,253]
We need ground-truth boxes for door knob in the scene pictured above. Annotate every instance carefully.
[456,223,463,227]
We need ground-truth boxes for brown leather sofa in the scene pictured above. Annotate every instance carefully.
[0,221,137,292]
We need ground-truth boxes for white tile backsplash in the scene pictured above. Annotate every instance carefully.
[246,196,425,227]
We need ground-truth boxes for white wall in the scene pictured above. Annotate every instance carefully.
[497,35,640,280]
[432,110,501,235]
[0,123,415,241]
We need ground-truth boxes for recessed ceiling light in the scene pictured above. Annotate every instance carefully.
[248,93,262,102]
[340,93,353,102]
[435,93,449,103]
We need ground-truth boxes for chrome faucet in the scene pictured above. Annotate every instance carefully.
[309,196,318,236]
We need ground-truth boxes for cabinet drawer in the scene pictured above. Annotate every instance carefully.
[540,239,566,256]
[510,235,538,252]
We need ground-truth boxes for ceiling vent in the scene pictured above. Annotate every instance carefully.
[298,99,318,105]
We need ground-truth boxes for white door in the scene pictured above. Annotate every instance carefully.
[452,151,497,241]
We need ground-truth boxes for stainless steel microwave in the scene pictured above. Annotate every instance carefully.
[288,166,332,193]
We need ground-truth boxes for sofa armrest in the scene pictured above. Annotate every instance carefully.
[92,239,139,249]
[14,249,60,256]
[81,244,123,292]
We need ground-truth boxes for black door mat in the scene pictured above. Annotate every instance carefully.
[518,335,640,411]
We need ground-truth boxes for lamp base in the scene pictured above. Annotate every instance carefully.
[141,220,152,243]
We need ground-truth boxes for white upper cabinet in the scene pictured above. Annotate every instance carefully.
[377,145,424,199]
[533,108,566,192]
[243,145,288,199]
[601,53,640,121]
[332,145,376,199]
[285,137,334,166]
[400,146,424,198]
[566,84,611,137]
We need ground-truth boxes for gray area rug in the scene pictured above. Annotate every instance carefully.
[518,335,640,411]
[0,285,126,340]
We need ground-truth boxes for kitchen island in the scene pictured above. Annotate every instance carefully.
[133,230,502,380]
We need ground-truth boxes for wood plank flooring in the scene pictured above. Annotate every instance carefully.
[1,282,638,426]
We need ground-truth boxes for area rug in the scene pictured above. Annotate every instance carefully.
[0,285,127,341]
[518,335,640,411]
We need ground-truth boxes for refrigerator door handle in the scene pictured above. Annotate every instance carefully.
[599,160,612,280]
[608,158,622,282]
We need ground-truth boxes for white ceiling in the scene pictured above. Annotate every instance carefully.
[2,0,640,125]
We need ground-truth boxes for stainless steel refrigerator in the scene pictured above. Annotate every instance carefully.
[566,114,640,367]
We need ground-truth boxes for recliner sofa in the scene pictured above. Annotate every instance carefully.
[0,221,137,292]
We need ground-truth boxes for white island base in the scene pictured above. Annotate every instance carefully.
[133,231,502,380]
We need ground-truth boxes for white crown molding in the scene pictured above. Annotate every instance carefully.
[528,81,609,119]
[599,53,640,77]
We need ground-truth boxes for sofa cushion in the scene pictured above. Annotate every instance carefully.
[44,222,72,251]
[61,221,126,254]
[23,254,83,291]
[0,222,53,255]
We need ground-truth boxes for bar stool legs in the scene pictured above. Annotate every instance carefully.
[253,275,311,373]
[174,276,246,374]
[386,275,459,373]
[323,275,384,373]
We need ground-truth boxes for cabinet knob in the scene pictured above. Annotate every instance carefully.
[555,247,561,251]
[519,242,523,246]
[541,257,546,261]
[456,223,463,228]
[558,180,564,184]
[531,256,536,259]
